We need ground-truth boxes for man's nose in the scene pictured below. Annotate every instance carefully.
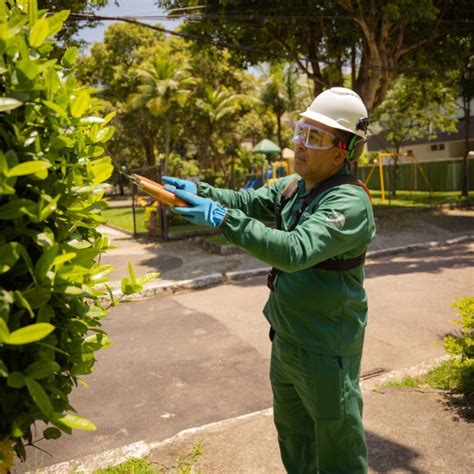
[292,135,306,150]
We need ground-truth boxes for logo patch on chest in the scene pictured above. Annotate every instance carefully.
[325,211,346,230]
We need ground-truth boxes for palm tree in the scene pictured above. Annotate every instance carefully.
[195,85,256,181]
[128,54,194,239]
[129,55,195,177]
[260,63,298,149]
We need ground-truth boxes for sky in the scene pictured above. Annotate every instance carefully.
[76,0,180,46]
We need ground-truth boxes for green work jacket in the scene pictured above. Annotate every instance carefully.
[199,166,376,356]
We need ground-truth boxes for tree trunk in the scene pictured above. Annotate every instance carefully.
[461,98,471,197]
[351,45,356,89]
[141,134,155,168]
[276,113,282,150]
[391,147,400,197]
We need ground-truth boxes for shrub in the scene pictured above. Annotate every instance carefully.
[437,296,474,394]
[0,0,156,466]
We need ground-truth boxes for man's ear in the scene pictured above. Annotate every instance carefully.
[334,149,348,165]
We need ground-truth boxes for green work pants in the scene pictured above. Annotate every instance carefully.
[270,335,368,474]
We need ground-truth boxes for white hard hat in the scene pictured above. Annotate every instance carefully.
[300,87,368,138]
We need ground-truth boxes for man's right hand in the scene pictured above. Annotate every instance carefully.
[162,176,198,195]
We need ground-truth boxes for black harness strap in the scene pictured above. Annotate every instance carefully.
[267,174,368,292]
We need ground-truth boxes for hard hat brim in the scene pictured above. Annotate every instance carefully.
[299,110,366,137]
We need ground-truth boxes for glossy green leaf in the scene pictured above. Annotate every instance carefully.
[61,46,78,68]
[54,284,83,296]
[13,290,34,318]
[28,0,38,25]
[35,243,58,282]
[128,261,137,283]
[0,199,37,219]
[8,160,51,177]
[137,272,160,286]
[95,126,114,143]
[39,195,60,221]
[25,360,60,379]
[0,151,8,175]
[0,242,20,274]
[36,304,54,323]
[0,318,9,343]
[70,91,90,118]
[53,252,77,266]
[46,10,69,37]
[53,413,96,431]
[6,323,55,345]
[11,413,29,438]
[43,100,68,119]
[7,371,25,388]
[25,377,54,416]
[29,18,49,47]
[121,280,143,295]
[36,228,55,248]
[17,58,39,80]
[22,287,51,309]
[43,427,61,440]
[88,157,113,185]
[0,359,8,377]
[0,97,23,112]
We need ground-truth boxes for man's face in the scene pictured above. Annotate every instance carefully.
[293,119,347,185]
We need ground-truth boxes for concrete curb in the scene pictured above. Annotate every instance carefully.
[105,234,473,301]
[37,356,452,473]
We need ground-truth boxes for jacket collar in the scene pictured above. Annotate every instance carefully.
[298,164,351,198]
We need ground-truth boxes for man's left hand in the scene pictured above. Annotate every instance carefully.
[168,188,227,228]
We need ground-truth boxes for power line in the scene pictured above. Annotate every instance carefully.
[66,13,455,75]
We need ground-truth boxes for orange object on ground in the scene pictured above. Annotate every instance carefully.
[130,174,189,207]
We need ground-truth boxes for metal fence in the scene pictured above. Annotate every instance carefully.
[358,158,474,192]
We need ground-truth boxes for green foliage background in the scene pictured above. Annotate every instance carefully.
[0,0,156,462]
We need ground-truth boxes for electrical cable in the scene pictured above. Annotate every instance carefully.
[65,12,456,75]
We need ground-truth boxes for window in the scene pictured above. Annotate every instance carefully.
[430,143,445,151]
[439,143,445,150]
[430,144,438,151]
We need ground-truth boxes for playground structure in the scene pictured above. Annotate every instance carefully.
[244,139,295,189]
[364,151,431,202]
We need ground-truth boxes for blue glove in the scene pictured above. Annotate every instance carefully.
[167,188,227,228]
[162,176,197,195]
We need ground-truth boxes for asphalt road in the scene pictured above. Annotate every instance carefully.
[25,242,473,471]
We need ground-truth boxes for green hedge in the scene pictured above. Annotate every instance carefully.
[0,1,156,466]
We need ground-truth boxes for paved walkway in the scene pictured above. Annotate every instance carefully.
[99,207,474,284]
[20,208,474,473]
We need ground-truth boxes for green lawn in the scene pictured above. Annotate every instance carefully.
[102,207,207,235]
[371,190,471,210]
[103,190,471,235]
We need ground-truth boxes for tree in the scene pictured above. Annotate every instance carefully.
[454,38,473,198]
[128,54,195,238]
[158,0,473,113]
[129,55,194,174]
[38,0,111,49]
[76,22,164,171]
[260,63,298,149]
[372,75,458,195]
[194,85,253,175]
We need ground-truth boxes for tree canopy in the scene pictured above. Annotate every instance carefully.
[158,0,474,113]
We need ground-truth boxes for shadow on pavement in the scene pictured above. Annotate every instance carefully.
[438,392,474,424]
[366,243,473,278]
[367,430,424,473]
[139,254,184,272]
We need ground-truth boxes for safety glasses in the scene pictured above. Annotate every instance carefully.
[292,121,341,150]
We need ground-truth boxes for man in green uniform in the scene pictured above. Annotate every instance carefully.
[164,87,376,473]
